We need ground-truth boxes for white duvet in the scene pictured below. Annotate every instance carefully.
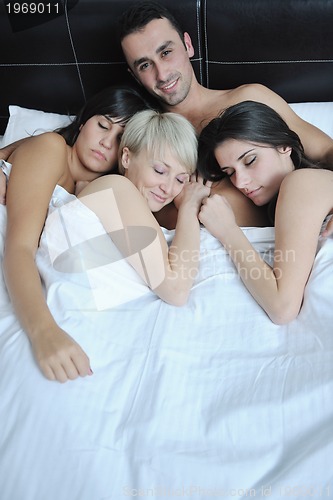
[0,188,332,499]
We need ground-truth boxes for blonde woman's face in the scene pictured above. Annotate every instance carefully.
[121,146,190,212]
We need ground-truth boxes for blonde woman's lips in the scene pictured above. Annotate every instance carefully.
[151,192,167,203]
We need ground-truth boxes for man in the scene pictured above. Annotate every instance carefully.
[119,1,333,228]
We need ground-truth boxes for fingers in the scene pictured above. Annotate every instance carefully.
[191,172,213,187]
[38,346,92,383]
[43,360,93,383]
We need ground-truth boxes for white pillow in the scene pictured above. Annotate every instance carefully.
[2,102,333,148]
[289,101,333,138]
[2,105,74,146]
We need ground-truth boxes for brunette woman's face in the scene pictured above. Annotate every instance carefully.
[214,139,293,206]
[75,115,124,173]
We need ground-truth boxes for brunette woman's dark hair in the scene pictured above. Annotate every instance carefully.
[197,100,317,182]
[57,85,154,146]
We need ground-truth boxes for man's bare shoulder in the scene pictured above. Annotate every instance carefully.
[205,83,276,115]
[184,83,282,133]
[215,83,293,123]
[224,83,275,106]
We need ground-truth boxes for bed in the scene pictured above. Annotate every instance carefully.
[1,1,333,499]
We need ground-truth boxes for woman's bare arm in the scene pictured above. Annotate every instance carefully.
[4,133,91,382]
[0,138,33,204]
[79,174,211,306]
[199,169,333,324]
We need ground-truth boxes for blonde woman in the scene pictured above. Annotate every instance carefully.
[4,108,210,382]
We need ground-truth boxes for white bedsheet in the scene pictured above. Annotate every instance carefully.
[0,198,333,500]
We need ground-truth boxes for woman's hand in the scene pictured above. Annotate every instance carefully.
[32,326,92,383]
[175,174,212,213]
[198,193,238,241]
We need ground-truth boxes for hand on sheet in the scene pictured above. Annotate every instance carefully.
[198,194,237,241]
[32,326,92,383]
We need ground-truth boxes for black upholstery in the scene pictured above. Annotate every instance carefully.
[1,0,333,134]
[203,0,333,102]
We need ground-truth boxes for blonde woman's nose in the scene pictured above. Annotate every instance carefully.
[160,178,174,194]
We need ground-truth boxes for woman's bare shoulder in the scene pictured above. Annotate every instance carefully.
[78,174,134,197]
[277,168,333,221]
[9,132,67,162]
[281,168,333,191]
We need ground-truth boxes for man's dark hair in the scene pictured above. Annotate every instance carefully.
[118,1,185,44]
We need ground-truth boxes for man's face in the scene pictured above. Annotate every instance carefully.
[121,18,195,107]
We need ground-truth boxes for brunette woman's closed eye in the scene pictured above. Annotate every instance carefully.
[98,122,110,130]
[245,156,256,166]
[221,168,235,177]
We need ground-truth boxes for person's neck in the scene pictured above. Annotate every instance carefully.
[162,82,222,133]
[68,144,100,184]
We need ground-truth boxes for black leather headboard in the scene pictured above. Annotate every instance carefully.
[1,0,333,134]
[203,0,333,102]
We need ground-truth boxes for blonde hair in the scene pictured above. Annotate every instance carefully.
[118,109,198,174]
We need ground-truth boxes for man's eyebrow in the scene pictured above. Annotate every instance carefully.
[133,41,174,68]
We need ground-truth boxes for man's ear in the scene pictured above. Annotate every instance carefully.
[184,32,195,58]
